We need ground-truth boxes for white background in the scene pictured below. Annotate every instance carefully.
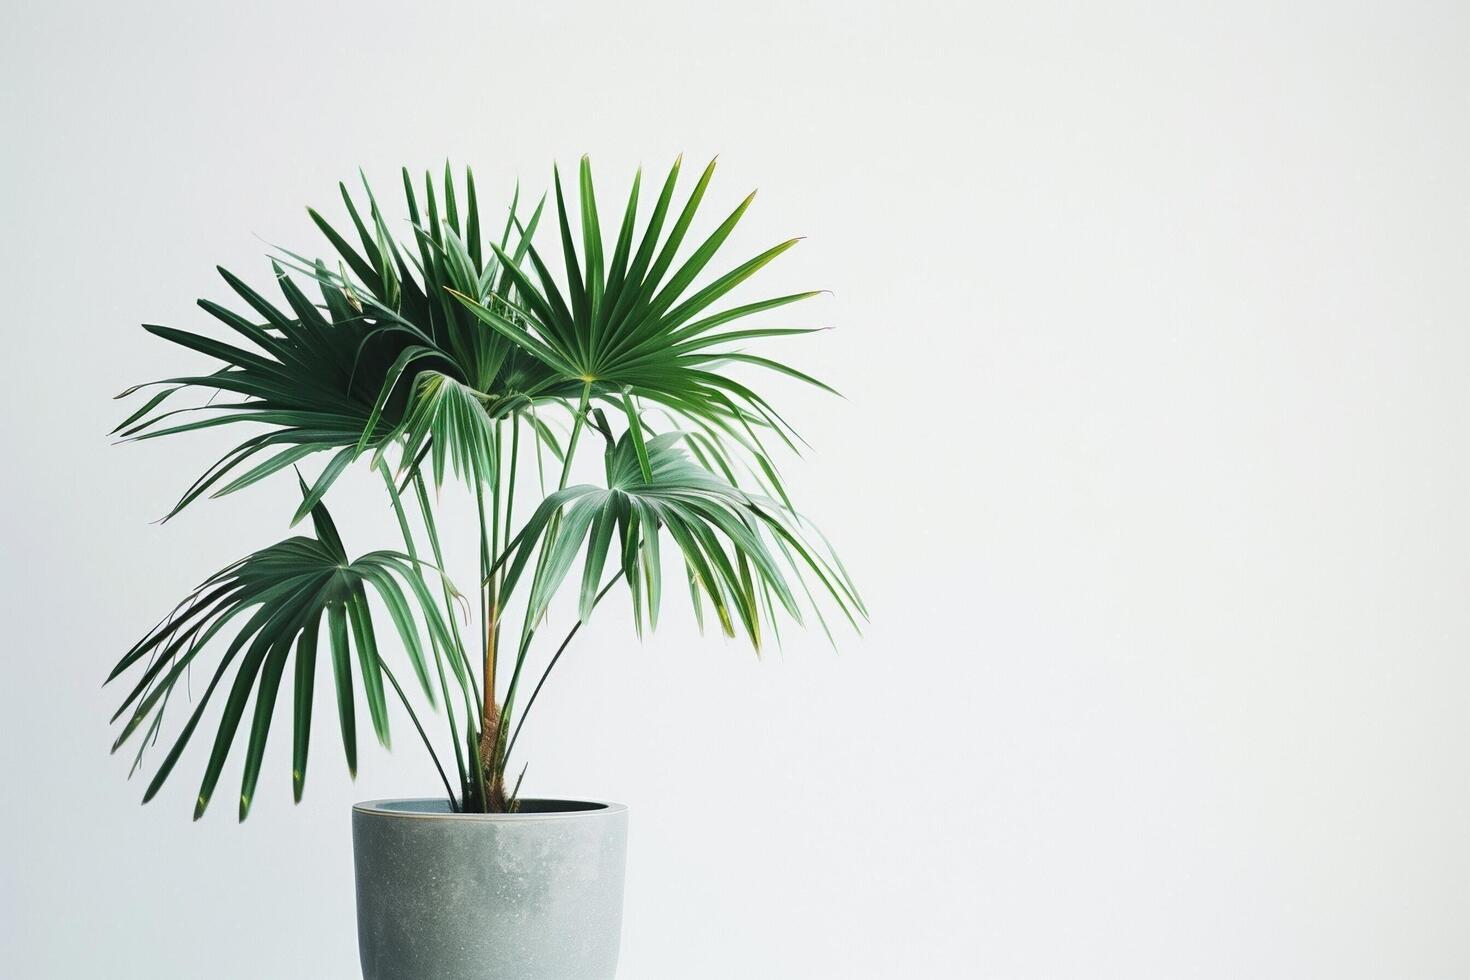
[3,1,1468,977]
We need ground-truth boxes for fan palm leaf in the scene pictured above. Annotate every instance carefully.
[113,261,441,521]
[493,429,862,648]
[118,166,578,516]
[447,156,835,485]
[106,487,463,820]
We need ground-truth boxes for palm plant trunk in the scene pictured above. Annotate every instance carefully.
[478,593,507,812]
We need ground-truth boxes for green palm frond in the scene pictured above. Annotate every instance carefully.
[290,165,576,408]
[447,156,834,478]
[494,429,862,649]
[389,370,501,488]
[118,166,578,515]
[106,488,462,821]
[114,262,439,521]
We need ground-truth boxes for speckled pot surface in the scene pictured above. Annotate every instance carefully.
[352,798,628,980]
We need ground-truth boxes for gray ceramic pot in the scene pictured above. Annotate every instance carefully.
[352,798,629,980]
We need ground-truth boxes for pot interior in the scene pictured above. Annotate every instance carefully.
[372,798,610,815]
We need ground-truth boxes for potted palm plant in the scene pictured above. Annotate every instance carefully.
[107,156,864,980]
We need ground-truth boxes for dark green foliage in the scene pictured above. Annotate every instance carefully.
[108,158,863,818]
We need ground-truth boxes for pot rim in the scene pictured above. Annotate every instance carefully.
[354,797,627,822]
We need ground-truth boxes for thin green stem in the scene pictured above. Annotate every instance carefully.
[529,401,549,494]
[380,661,457,809]
[408,476,469,661]
[491,384,592,785]
[378,461,469,796]
[503,569,624,767]
[511,382,590,638]
[476,479,491,673]
[411,472,483,718]
[408,471,487,811]
[486,419,504,709]
[500,418,520,654]
[492,419,504,562]
[558,381,593,492]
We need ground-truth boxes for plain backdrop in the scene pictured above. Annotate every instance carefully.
[3,1,1468,977]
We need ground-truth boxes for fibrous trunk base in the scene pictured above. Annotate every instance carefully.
[477,706,509,813]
